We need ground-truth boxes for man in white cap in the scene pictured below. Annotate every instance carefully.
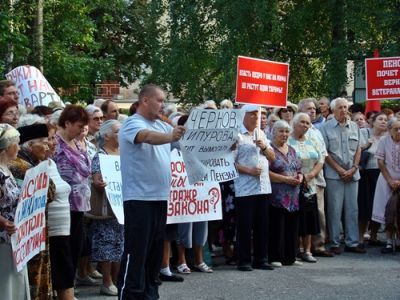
[234,104,275,271]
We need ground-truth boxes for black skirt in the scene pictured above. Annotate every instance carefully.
[358,168,380,222]
[298,199,320,236]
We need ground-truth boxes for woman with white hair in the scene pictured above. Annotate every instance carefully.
[0,124,31,300]
[219,99,234,109]
[88,120,124,296]
[288,113,324,263]
[268,120,303,267]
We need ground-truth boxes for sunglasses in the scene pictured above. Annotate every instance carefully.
[281,108,294,113]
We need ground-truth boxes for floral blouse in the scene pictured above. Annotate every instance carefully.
[0,170,20,244]
[270,144,302,212]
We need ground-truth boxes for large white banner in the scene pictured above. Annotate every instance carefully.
[98,154,124,225]
[6,65,63,109]
[11,161,49,272]
[180,109,244,184]
[167,149,222,224]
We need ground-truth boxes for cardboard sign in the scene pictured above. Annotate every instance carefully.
[11,162,49,272]
[180,109,243,184]
[235,56,289,107]
[167,149,222,224]
[98,154,124,225]
[6,65,64,108]
[365,57,400,100]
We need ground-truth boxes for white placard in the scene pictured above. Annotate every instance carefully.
[11,161,49,272]
[98,154,124,224]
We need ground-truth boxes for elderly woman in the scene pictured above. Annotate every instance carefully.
[88,120,124,296]
[0,124,30,300]
[273,102,297,125]
[372,117,400,253]
[288,113,323,263]
[234,105,275,271]
[46,123,75,300]
[358,113,387,247]
[268,120,303,267]
[0,99,20,128]
[53,105,91,281]
[10,120,53,300]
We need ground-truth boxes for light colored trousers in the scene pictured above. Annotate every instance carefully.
[325,179,359,248]
[312,186,327,251]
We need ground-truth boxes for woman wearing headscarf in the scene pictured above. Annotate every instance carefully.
[10,120,54,300]
[0,124,30,300]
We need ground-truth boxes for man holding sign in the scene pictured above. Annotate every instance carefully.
[118,84,185,300]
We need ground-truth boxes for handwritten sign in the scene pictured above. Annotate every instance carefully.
[235,56,289,107]
[167,149,222,224]
[365,57,400,100]
[11,162,49,272]
[6,65,64,108]
[180,109,243,184]
[98,154,124,224]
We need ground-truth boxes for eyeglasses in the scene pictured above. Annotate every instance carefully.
[281,108,294,113]
[92,116,104,121]
[3,111,19,117]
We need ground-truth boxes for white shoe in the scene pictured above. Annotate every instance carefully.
[292,261,303,266]
[301,252,317,263]
[270,261,283,268]
[100,284,118,296]
[90,270,103,279]
[76,275,99,286]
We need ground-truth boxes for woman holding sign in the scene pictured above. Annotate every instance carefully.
[89,120,124,296]
[0,124,30,300]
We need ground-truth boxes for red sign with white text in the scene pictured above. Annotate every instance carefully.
[365,57,400,100]
[235,56,289,107]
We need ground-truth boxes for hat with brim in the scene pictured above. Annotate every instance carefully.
[18,123,48,144]
[242,104,260,113]
[273,102,298,116]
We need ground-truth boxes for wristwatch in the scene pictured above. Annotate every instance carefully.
[352,164,359,170]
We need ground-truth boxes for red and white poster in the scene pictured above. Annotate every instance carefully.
[235,56,289,107]
[167,149,222,224]
[365,57,400,100]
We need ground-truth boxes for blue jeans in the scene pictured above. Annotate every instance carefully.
[325,179,359,248]
[177,221,208,248]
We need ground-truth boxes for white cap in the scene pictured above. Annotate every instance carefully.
[242,104,260,112]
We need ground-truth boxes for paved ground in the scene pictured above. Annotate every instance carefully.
[78,245,400,300]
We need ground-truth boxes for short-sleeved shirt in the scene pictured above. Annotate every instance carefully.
[270,145,302,212]
[320,118,360,181]
[360,128,386,170]
[306,125,327,187]
[119,114,173,201]
[234,126,272,197]
[289,136,324,195]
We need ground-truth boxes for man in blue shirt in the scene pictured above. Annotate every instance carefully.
[117,84,185,300]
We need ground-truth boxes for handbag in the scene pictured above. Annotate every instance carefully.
[360,129,371,169]
[299,177,317,211]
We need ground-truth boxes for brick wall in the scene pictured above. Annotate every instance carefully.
[95,81,120,99]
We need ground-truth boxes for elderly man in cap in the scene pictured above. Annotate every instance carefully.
[234,104,275,271]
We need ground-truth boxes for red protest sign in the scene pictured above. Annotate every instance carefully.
[235,56,289,107]
[365,57,400,100]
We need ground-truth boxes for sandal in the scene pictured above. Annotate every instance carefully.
[193,262,213,273]
[177,264,191,274]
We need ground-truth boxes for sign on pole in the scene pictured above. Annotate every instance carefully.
[235,56,289,107]
[98,154,124,225]
[6,65,64,109]
[365,57,400,100]
[167,149,222,224]
[11,161,49,272]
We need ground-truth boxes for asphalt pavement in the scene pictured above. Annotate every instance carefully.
[77,244,400,300]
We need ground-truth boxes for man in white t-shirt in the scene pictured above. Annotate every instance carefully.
[117,84,185,300]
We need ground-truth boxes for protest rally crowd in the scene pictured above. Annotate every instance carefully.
[1,79,400,300]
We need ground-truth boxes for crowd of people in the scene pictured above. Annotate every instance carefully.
[0,79,399,300]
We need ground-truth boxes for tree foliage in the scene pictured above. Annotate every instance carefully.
[0,0,398,104]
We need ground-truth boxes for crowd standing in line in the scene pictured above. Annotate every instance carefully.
[0,79,400,300]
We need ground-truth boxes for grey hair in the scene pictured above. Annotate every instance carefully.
[292,112,311,127]
[319,96,330,104]
[330,97,348,111]
[163,103,177,117]
[96,119,120,148]
[18,114,46,127]
[387,117,400,129]
[298,98,317,112]
[220,99,233,109]
[272,120,291,138]
[20,137,46,152]
[85,104,102,117]
[267,113,280,122]
[50,110,62,126]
